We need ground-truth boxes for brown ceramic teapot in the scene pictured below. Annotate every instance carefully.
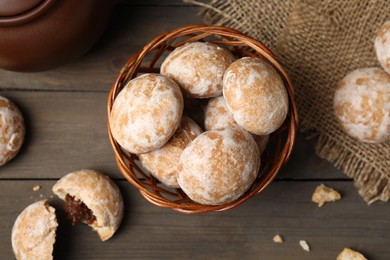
[0,0,119,72]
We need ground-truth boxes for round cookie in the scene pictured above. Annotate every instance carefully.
[375,21,390,74]
[204,96,237,131]
[161,42,235,98]
[178,127,260,205]
[0,96,25,166]
[12,200,57,260]
[334,67,390,143]
[52,169,124,241]
[139,116,202,188]
[110,73,184,154]
[204,96,269,154]
[223,57,289,135]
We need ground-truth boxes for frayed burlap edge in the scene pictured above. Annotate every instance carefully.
[184,0,294,50]
[185,0,390,204]
[315,134,389,204]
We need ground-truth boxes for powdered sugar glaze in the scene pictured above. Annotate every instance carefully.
[161,42,235,98]
[178,128,260,205]
[0,96,25,166]
[223,57,288,135]
[110,74,184,154]
[334,67,390,143]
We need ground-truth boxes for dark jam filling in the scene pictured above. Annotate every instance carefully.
[64,194,96,225]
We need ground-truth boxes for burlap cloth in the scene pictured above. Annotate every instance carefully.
[186,0,390,204]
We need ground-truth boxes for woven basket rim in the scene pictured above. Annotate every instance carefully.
[107,24,298,214]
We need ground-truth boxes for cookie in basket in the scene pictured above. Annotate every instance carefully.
[178,127,260,205]
[205,96,269,154]
[161,42,235,98]
[110,73,184,154]
[139,116,202,188]
[223,57,289,135]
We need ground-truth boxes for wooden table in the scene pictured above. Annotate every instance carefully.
[1,1,389,259]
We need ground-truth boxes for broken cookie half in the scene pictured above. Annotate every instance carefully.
[12,200,57,260]
[52,169,124,241]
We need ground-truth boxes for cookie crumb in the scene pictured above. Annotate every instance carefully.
[337,248,367,260]
[32,185,41,191]
[273,234,284,243]
[299,240,310,252]
[312,184,341,207]
[39,194,43,198]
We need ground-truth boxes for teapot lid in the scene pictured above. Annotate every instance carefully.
[0,0,44,16]
[0,0,55,26]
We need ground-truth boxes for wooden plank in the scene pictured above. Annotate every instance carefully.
[0,2,371,260]
[0,5,203,92]
[0,91,345,180]
[277,134,346,180]
[0,180,387,259]
[0,91,121,179]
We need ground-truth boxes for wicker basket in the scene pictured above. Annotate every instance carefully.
[107,25,298,214]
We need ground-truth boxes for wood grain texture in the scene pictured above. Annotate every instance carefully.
[0,90,344,180]
[0,1,381,260]
[0,91,120,179]
[0,181,387,260]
